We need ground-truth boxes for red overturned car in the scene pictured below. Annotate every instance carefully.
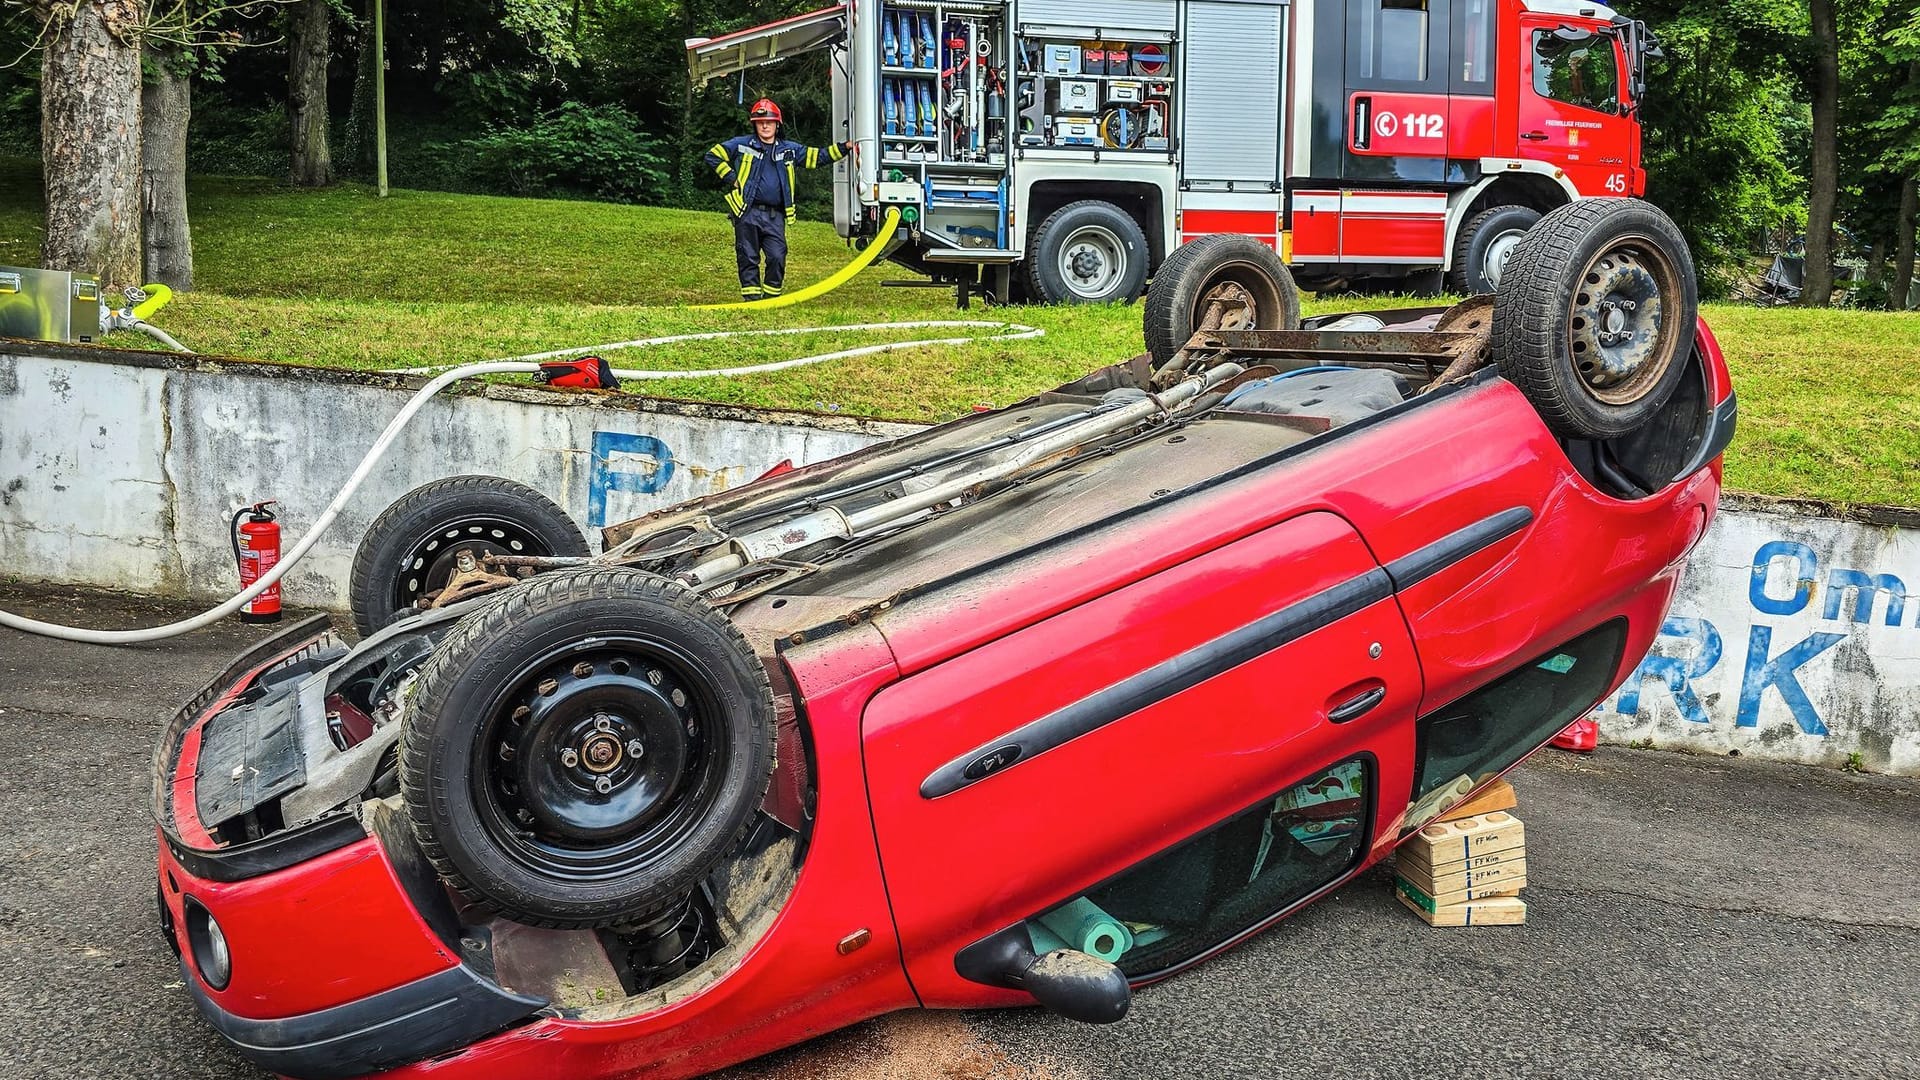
[154,200,1734,1079]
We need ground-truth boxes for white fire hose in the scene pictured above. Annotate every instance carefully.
[0,321,1042,645]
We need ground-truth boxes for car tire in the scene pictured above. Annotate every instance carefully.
[1491,198,1698,441]
[400,568,776,929]
[1143,234,1303,368]
[1447,204,1542,295]
[1025,200,1151,304]
[348,475,588,638]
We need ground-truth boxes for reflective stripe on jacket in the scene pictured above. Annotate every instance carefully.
[704,135,845,220]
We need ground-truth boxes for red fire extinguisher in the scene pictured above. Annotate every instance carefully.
[231,501,282,624]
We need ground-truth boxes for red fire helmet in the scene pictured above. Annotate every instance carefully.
[748,98,783,123]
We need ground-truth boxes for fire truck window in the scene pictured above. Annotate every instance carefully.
[1531,29,1620,114]
[1355,0,1431,82]
[1453,0,1493,87]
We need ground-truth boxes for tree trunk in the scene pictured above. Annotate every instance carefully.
[1802,0,1840,306]
[142,57,193,291]
[288,0,334,186]
[1896,178,1917,310]
[344,0,378,176]
[40,0,144,288]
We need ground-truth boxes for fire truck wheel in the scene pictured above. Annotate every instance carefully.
[1492,198,1698,441]
[1026,201,1151,304]
[349,475,589,638]
[1143,234,1303,367]
[401,568,776,929]
[1447,204,1542,295]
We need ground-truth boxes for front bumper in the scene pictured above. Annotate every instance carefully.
[180,957,541,1080]
[155,619,546,1078]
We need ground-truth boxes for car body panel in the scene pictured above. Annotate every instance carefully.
[152,317,1734,1080]
[861,511,1422,1006]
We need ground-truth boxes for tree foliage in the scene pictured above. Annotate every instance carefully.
[8,0,1920,302]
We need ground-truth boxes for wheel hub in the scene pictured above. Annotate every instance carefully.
[486,652,702,851]
[1196,281,1258,332]
[1059,225,1124,297]
[1483,229,1526,290]
[1569,253,1664,395]
[397,517,549,612]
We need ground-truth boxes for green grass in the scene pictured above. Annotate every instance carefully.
[4,156,1918,506]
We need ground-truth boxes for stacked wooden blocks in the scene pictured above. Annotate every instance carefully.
[1393,779,1528,926]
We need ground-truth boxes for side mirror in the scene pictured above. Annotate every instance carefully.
[954,924,1133,1024]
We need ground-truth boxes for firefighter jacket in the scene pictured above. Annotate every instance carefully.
[705,135,846,224]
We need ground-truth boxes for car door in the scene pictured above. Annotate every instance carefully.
[859,510,1421,1006]
[1513,15,1635,196]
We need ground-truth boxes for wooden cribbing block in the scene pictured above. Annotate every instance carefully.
[1437,778,1517,822]
[1395,872,1526,910]
[1395,812,1525,875]
[1395,888,1527,926]
[1397,854,1528,897]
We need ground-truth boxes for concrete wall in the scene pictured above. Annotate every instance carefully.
[4,342,1916,775]
[1599,496,1920,775]
[0,343,913,609]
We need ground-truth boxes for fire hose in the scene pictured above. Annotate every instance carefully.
[0,316,1044,644]
[0,210,1053,643]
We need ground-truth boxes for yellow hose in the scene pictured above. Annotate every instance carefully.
[130,284,174,321]
[694,207,904,311]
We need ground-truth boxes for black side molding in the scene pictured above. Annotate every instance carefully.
[1382,507,1534,591]
[164,812,368,884]
[920,568,1395,799]
[184,959,544,1080]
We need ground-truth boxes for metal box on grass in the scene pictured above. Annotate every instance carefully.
[0,265,102,344]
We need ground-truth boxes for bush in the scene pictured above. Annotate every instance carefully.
[186,93,288,178]
[460,102,668,203]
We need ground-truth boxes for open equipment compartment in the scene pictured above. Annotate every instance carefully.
[876,0,1017,256]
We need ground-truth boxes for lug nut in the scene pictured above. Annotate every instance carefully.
[560,748,579,767]
[595,776,613,794]
[627,739,645,757]
[595,715,613,732]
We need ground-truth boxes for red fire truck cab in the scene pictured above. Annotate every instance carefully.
[689,0,1658,301]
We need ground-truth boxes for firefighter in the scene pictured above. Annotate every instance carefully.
[704,99,853,301]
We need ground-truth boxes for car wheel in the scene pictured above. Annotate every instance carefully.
[400,568,775,929]
[1025,200,1150,304]
[349,475,588,638]
[1491,198,1698,441]
[1447,204,1542,295]
[1143,234,1303,368]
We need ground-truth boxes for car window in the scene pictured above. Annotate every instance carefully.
[1410,619,1627,810]
[1532,30,1619,114]
[1027,756,1371,979]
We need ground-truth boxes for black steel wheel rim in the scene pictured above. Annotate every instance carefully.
[1566,235,1684,406]
[470,634,731,884]
[391,516,551,614]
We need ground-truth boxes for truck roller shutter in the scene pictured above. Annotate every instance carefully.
[1019,0,1176,32]
[1181,0,1286,186]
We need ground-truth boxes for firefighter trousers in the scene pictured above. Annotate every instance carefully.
[733,205,788,300]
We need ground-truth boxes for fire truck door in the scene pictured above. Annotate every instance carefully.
[1513,15,1634,198]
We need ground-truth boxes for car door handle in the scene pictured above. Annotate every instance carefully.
[1328,685,1387,723]
[1521,131,1549,141]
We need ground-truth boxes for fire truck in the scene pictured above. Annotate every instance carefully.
[688,0,1659,303]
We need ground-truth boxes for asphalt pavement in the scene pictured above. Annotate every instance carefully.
[2,582,1915,1080]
